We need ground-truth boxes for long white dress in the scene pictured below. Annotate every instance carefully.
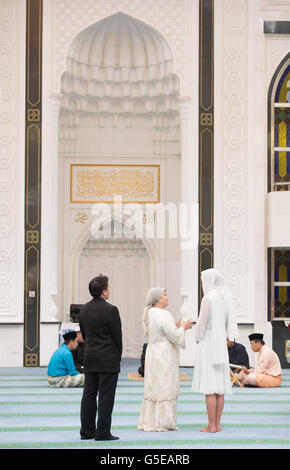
[192,295,233,395]
[137,307,185,432]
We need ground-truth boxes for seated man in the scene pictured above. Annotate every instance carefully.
[47,330,85,388]
[240,333,282,387]
[227,338,250,368]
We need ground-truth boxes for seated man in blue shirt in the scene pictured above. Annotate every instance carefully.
[47,331,85,388]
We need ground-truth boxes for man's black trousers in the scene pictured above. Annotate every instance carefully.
[80,371,118,439]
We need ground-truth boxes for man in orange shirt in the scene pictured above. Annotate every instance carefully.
[240,333,282,387]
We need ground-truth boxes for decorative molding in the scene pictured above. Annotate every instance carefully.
[266,39,290,90]
[0,0,25,324]
[74,212,88,224]
[218,0,248,319]
[262,0,290,11]
[24,0,42,366]
[81,235,149,258]
[52,0,187,94]
[58,12,181,157]
[199,0,214,303]
[79,234,150,357]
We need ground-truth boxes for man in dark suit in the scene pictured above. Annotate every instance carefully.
[79,275,122,441]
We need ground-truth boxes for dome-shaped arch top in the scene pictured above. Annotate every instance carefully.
[67,12,174,77]
[59,12,181,156]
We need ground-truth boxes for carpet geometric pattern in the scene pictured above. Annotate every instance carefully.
[1,359,290,449]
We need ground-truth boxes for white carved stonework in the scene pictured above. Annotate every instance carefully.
[54,7,183,344]
[52,0,187,95]
[262,0,290,11]
[0,0,25,323]
[266,39,290,89]
[215,0,249,322]
[58,12,181,157]
[40,93,62,322]
[78,233,150,358]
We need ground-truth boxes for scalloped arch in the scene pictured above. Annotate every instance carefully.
[67,11,173,69]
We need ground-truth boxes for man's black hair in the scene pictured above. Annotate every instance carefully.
[89,275,109,298]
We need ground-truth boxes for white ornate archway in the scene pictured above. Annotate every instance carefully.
[79,221,152,357]
[58,11,181,157]
[54,11,187,362]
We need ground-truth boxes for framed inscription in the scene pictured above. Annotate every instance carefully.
[70,164,160,203]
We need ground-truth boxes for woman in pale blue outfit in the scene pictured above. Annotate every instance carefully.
[192,268,237,433]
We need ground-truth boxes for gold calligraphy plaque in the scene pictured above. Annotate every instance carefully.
[70,164,160,203]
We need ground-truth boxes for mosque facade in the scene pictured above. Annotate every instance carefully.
[0,0,290,368]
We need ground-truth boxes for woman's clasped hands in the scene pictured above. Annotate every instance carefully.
[176,318,196,330]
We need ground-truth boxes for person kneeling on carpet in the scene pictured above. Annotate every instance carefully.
[239,333,282,388]
[47,330,85,388]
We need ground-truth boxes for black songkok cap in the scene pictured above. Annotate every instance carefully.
[248,333,263,341]
[63,331,77,342]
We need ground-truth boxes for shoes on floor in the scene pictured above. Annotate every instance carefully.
[95,434,120,441]
[80,435,95,440]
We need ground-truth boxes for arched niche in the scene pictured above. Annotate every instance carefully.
[73,219,158,358]
[58,11,181,156]
[58,12,180,343]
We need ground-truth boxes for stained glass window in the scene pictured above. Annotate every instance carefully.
[272,63,290,190]
[273,249,290,319]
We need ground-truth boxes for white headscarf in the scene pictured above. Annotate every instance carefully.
[201,268,237,366]
[142,287,165,342]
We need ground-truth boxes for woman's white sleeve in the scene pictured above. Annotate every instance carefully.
[193,297,210,342]
[161,312,185,349]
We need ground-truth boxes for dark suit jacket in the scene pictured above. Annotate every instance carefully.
[72,342,85,373]
[228,342,250,369]
[79,297,122,373]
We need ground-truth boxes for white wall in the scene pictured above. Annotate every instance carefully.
[49,1,190,363]
[60,156,181,318]
[214,0,290,355]
[0,325,23,367]
[3,0,290,366]
[267,192,290,247]
[0,0,26,366]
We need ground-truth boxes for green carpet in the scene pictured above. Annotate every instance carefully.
[0,360,290,449]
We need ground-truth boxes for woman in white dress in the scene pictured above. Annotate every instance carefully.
[138,287,192,432]
[192,268,237,433]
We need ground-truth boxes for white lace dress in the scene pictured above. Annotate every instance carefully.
[192,296,233,395]
[137,307,185,432]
